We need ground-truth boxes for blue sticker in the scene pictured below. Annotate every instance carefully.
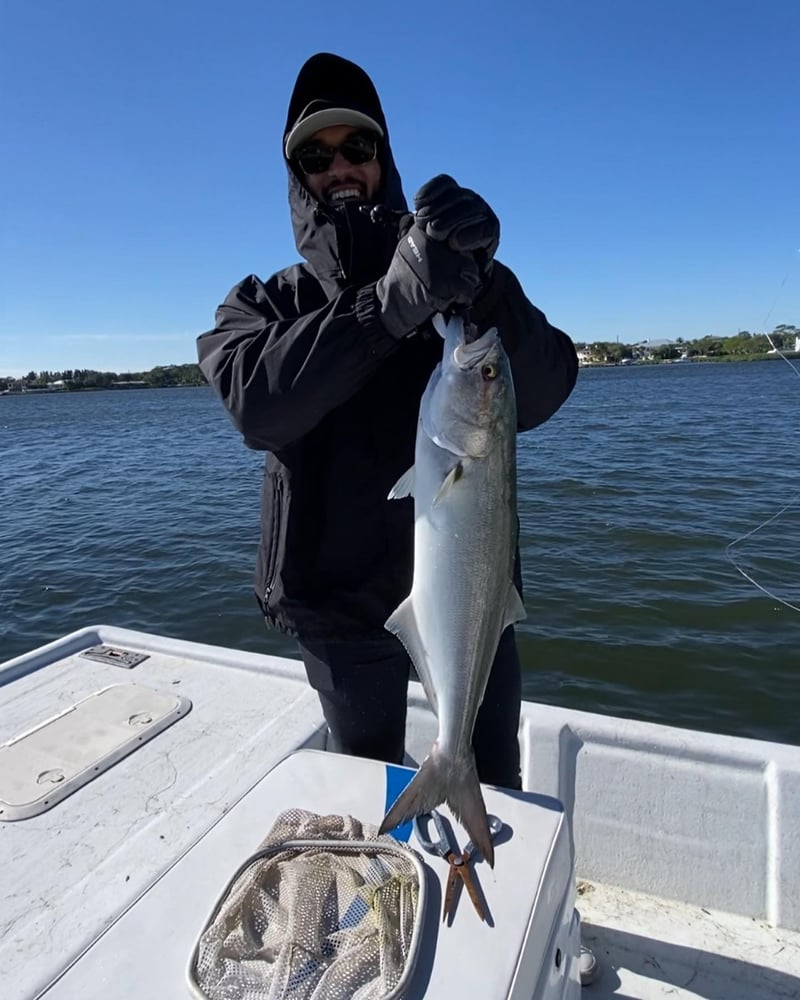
[383,764,415,842]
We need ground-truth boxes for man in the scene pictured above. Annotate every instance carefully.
[197,52,578,792]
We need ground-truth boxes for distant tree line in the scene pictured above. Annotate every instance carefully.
[1,363,208,392]
[4,323,798,391]
[577,324,799,365]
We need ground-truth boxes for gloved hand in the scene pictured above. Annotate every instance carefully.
[375,222,482,339]
[414,175,500,263]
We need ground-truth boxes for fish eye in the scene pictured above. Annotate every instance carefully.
[481,363,498,381]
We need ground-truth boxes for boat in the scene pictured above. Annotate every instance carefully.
[2,625,799,999]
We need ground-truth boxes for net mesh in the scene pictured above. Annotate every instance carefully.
[191,809,421,1000]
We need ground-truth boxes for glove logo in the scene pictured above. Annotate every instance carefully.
[406,235,423,264]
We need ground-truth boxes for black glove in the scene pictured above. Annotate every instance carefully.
[375,222,481,339]
[414,175,500,263]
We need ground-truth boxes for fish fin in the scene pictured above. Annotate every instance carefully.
[385,598,438,713]
[432,312,461,340]
[432,461,464,506]
[503,583,527,630]
[388,466,415,500]
[379,746,495,868]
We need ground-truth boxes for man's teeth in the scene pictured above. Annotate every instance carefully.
[330,188,361,201]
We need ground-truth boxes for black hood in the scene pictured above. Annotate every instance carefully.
[283,53,408,291]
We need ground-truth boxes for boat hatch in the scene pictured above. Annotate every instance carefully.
[0,683,191,820]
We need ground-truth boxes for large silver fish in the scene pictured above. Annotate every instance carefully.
[379,313,526,866]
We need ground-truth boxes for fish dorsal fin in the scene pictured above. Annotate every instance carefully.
[388,466,415,500]
[432,461,464,506]
[503,583,527,630]
[385,597,438,714]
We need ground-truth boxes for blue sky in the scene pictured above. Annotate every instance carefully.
[2,0,798,376]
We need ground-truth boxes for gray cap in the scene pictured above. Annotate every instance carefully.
[284,100,384,159]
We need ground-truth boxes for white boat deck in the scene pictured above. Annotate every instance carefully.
[579,882,800,998]
[1,625,799,999]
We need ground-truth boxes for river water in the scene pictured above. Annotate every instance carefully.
[2,360,798,745]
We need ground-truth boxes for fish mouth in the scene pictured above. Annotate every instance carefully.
[453,327,500,370]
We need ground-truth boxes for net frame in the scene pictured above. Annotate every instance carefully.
[187,834,427,1000]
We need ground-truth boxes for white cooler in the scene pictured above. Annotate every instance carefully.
[39,748,580,999]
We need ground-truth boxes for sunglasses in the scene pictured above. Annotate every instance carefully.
[294,131,379,176]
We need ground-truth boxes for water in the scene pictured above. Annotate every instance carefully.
[2,362,798,745]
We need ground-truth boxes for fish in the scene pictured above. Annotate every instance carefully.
[378,313,526,866]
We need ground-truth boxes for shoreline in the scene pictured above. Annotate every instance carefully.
[0,382,209,395]
[5,353,799,392]
[579,352,800,369]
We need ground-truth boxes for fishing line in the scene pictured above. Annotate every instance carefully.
[761,250,799,335]
[724,248,800,611]
[726,506,800,613]
[763,328,800,379]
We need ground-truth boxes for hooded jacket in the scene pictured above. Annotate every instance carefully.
[197,53,578,641]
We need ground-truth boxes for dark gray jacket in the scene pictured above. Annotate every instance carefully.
[197,53,578,640]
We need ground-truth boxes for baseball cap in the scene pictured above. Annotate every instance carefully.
[284,99,384,160]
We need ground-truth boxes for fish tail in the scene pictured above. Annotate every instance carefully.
[445,754,495,869]
[379,747,495,868]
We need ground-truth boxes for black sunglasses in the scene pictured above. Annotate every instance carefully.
[294,131,379,176]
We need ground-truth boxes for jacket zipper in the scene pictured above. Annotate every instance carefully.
[264,476,284,598]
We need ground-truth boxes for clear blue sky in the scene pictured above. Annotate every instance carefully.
[2,0,798,376]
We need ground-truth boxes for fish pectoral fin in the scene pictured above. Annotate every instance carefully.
[503,582,527,630]
[432,461,464,506]
[388,465,415,500]
[385,597,438,714]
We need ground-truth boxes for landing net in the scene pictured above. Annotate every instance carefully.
[189,809,424,1000]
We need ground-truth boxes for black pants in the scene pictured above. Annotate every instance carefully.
[297,626,522,789]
